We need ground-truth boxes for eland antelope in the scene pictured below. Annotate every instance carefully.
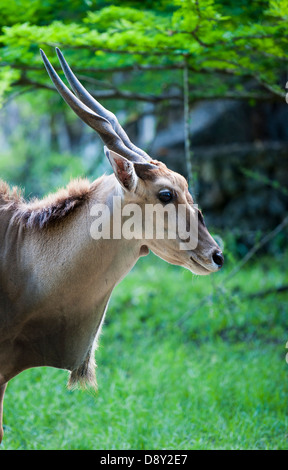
[0,48,224,442]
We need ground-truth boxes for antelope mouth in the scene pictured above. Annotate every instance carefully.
[189,255,212,274]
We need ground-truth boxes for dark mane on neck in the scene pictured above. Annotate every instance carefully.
[0,178,101,229]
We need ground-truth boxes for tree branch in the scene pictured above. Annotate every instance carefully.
[253,74,285,99]
[183,59,193,189]
[222,215,288,282]
[12,77,183,102]
[11,76,277,104]
[246,284,288,299]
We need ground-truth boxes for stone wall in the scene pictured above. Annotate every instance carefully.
[149,100,288,233]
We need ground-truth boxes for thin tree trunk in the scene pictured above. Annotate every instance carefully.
[183,59,194,192]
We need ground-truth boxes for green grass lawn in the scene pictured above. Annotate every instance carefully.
[1,248,288,450]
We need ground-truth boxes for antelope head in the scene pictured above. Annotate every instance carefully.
[41,48,223,275]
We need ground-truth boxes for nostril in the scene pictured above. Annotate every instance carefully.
[212,250,224,268]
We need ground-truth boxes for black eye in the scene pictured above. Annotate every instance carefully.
[158,189,173,203]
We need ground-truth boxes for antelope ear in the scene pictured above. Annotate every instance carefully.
[105,147,138,192]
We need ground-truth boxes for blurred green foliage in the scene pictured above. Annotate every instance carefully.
[0,0,287,107]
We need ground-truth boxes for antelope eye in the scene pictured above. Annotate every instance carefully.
[158,189,173,203]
